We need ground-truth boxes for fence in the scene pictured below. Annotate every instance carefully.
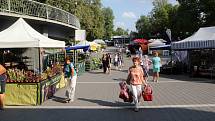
[0,0,80,29]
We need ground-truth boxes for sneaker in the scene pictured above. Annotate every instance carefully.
[68,99,74,103]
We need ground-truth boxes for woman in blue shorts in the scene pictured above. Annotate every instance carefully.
[152,52,161,82]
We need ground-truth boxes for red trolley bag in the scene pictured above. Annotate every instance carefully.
[142,85,153,101]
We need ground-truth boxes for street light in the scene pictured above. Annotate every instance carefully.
[166,28,173,74]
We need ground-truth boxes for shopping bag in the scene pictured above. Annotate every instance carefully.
[142,85,153,101]
[119,81,127,90]
[56,73,66,88]
[119,81,133,103]
[119,88,133,103]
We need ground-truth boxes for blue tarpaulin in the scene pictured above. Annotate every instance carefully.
[65,45,90,52]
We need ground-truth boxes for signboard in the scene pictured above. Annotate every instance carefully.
[75,30,86,41]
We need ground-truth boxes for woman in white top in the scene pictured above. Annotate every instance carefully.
[114,53,119,70]
[141,55,152,82]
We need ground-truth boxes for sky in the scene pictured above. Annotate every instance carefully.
[102,0,178,32]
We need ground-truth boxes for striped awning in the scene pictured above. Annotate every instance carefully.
[172,26,215,50]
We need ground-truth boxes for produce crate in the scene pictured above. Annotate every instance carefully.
[5,74,62,106]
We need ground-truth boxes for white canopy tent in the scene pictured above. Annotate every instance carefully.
[93,39,106,45]
[0,18,66,73]
[148,39,167,43]
[148,39,166,47]
[172,26,215,50]
[0,18,65,48]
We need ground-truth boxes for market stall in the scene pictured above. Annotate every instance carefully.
[0,18,66,105]
[89,42,101,51]
[65,44,90,75]
[172,26,215,78]
[148,39,166,55]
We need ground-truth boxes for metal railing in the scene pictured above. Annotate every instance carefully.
[0,0,80,29]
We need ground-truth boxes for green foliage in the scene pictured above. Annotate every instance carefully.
[136,15,151,38]
[199,0,215,26]
[114,27,128,36]
[102,7,114,40]
[35,0,114,41]
[85,57,101,71]
[135,0,215,41]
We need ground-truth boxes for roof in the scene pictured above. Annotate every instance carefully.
[172,26,215,50]
[0,18,65,48]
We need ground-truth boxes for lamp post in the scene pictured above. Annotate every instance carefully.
[74,1,78,66]
[166,28,173,74]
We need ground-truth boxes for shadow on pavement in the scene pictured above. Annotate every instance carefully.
[113,78,126,82]
[160,74,215,84]
[87,71,104,74]
[1,107,215,121]
[51,96,69,103]
[111,69,128,73]
[78,98,133,107]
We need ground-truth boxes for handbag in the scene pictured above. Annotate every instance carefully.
[142,85,153,101]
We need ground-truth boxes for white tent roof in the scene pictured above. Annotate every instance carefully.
[148,39,165,47]
[93,39,106,45]
[0,18,65,48]
[172,26,215,50]
[148,39,167,43]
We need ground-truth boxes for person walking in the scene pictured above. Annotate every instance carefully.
[152,51,161,82]
[102,54,107,73]
[118,53,123,70]
[141,55,152,82]
[127,57,147,112]
[0,64,7,110]
[64,57,77,102]
[106,53,111,74]
[114,53,119,70]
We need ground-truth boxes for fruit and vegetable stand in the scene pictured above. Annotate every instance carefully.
[5,65,65,106]
[5,74,62,105]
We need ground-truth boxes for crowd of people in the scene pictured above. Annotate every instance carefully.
[102,53,124,74]
[0,47,161,112]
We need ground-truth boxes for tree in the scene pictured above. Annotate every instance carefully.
[89,0,105,40]
[113,27,128,36]
[199,0,215,26]
[135,15,151,39]
[152,0,168,8]
[41,0,106,41]
[175,0,201,39]
[102,7,114,40]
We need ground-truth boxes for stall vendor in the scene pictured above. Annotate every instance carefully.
[0,64,7,110]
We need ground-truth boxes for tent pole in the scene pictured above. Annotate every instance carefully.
[170,48,173,74]
[38,48,41,74]
[211,49,213,80]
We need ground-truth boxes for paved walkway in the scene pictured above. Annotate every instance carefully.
[2,48,215,121]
